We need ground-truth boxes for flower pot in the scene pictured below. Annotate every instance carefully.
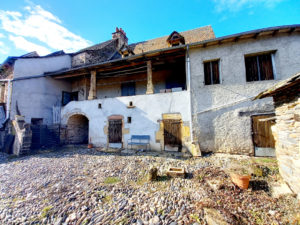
[230,173,251,189]
[88,144,93,149]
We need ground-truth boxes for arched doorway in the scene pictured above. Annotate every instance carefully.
[66,114,89,144]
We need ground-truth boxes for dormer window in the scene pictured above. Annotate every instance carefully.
[119,45,134,58]
[167,31,185,47]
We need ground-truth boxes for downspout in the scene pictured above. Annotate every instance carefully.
[186,45,194,143]
[6,80,12,120]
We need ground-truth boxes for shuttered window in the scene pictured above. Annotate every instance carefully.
[121,82,135,96]
[204,60,220,85]
[245,53,275,82]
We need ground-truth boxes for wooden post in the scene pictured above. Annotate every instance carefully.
[88,71,97,100]
[146,61,154,94]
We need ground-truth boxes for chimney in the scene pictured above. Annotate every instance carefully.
[112,27,128,49]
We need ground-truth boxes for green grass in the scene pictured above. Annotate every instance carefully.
[253,157,277,164]
[41,206,53,218]
[104,177,120,184]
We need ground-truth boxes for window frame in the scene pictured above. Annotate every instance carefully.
[244,51,276,82]
[203,59,221,85]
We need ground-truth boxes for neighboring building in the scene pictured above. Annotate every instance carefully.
[1,24,300,156]
[254,72,300,198]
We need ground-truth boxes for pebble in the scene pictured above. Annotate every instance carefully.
[0,147,290,224]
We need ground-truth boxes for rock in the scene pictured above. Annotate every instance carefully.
[203,208,230,225]
[136,218,144,225]
[148,167,158,181]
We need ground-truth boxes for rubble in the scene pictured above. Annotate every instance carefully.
[0,147,298,224]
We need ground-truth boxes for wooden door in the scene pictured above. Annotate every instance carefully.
[108,119,122,143]
[252,115,275,148]
[164,119,182,147]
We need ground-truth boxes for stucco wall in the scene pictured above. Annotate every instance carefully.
[61,91,191,150]
[189,33,300,154]
[11,55,72,124]
[13,55,71,78]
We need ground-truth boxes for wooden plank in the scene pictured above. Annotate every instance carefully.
[252,115,275,148]
[108,119,122,143]
[163,119,181,147]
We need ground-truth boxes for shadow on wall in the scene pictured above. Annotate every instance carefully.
[196,95,274,155]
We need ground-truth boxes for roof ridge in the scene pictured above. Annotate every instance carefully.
[129,25,213,46]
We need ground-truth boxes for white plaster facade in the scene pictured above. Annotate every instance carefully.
[189,33,300,154]
[61,91,191,150]
[11,55,72,124]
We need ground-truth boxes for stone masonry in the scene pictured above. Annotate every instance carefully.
[272,88,300,197]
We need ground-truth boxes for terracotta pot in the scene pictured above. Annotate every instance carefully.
[88,144,93,149]
[230,173,251,189]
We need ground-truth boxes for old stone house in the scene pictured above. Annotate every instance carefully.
[1,24,300,156]
[255,72,300,198]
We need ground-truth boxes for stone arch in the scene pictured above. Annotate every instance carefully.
[66,114,89,144]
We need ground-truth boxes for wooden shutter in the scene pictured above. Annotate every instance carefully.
[211,61,220,84]
[259,54,274,80]
[204,62,212,85]
[121,82,135,96]
[245,56,259,82]
[62,91,72,106]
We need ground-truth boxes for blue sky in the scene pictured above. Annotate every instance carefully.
[0,0,299,62]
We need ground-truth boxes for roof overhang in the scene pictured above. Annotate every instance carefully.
[254,72,300,100]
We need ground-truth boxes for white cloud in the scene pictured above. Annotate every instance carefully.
[9,35,51,55]
[0,41,9,54]
[213,0,285,12]
[0,33,4,38]
[0,4,91,54]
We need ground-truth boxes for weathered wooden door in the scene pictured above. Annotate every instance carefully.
[252,115,275,148]
[108,119,122,143]
[164,119,182,147]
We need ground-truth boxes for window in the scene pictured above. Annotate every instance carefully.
[121,82,135,96]
[62,91,78,106]
[204,60,220,85]
[127,117,132,123]
[245,53,275,82]
[31,118,43,125]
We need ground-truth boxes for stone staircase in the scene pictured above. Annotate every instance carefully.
[12,116,32,156]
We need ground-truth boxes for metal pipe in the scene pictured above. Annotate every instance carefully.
[186,45,194,143]
[6,80,12,119]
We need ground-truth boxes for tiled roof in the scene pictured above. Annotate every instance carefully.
[75,39,117,54]
[254,72,300,99]
[130,25,215,54]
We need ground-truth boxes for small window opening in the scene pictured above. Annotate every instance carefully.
[129,101,133,106]
[127,117,132,123]
[98,103,102,109]
[245,52,275,82]
[204,60,220,85]
[31,118,43,125]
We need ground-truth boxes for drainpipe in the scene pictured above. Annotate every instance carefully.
[186,45,194,143]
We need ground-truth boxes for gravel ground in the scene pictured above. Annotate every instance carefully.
[0,147,299,225]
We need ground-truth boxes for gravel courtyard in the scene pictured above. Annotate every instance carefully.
[0,147,299,225]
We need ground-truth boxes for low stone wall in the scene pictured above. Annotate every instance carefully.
[273,91,300,196]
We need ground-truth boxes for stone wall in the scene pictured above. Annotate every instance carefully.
[66,114,89,144]
[272,89,300,197]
